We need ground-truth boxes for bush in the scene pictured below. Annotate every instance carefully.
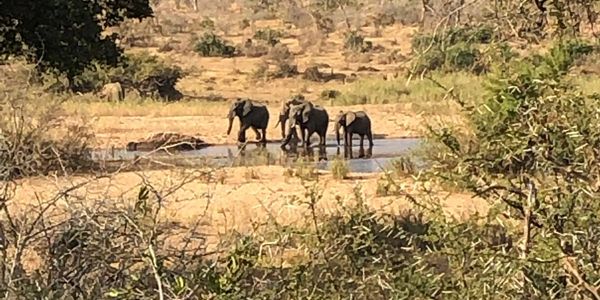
[412,25,497,53]
[330,157,349,179]
[344,31,373,53]
[427,39,600,298]
[119,52,184,100]
[253,28,284,46]
[0,90,94,180]
[256,44,299,79]
[71,52,184,101]
[194,32,237,57]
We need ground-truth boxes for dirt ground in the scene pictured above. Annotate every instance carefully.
[12,165,489,250]
[81,17,428,148]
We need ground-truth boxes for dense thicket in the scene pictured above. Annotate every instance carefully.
[0,0,153,83]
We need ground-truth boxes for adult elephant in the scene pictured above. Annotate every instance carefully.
[281,102,329,149]
[334,110,374,149]
[226,98,270,144]
[275,94,308,139]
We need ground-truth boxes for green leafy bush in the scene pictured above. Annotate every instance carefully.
[427,39,600,298]
[410,25,502,74]
[194,32,237,57]
[72,52,184,100]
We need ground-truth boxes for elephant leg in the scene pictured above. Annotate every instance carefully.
[319,131,326,146]
[346,132,353,159]
[253,127,262,141]
[238,124,250,143]
[367,131,374,147]
[359,134,364,148]
[261,128,267,144]
[301,128,308,149]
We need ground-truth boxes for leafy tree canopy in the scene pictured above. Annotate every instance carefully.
[0,0,153,82]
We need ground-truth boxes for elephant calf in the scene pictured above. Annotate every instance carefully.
[334,110,374,149]
[227,98,270,144]
[100,82,125,102]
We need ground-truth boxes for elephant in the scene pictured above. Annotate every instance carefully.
[100,82,125,102]
[334,110,374,150]
[281,102,329,149]
[227,98,270,144]
[275,94,308,140]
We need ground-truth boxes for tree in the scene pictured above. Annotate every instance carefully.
[0,0,153,86]
[430,39,600,298]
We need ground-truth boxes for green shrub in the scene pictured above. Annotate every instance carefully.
[194,32,237,57]
[330,157,349,179]
[410,25,501,75]
[70,52,184,100]
[428,38,600,298]
[253,28,284,46]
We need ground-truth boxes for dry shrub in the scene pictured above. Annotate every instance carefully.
[298,30,325,54]
[283,4,314,29]
[253,44,298,79]
[239,39,270,58]
[376,49,407,65]
[0,89,94,180]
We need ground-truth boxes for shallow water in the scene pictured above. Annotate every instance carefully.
[92,137,423,173]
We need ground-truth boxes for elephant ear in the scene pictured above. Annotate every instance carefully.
[301,103,312,123]
[346,112,357,125]
[242,100,253,116]
[227,102,236,118]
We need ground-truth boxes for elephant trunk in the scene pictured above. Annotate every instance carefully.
[335,122,342,146]
[227,115,234,135]
[279,114,287,139]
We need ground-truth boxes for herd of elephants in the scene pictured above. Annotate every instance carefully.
[226,94,375,159]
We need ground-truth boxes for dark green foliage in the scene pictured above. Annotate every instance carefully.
[72,52,184,100]
[0,0,153,83]
[411,25,504,74]
[412,25,497,53]
[194,32,237,57]
[253,28,284,46]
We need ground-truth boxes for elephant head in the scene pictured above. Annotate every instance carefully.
[288,102,313,131]
[227,98,253,135]
[335,111,357,146]
[275,94,306,139]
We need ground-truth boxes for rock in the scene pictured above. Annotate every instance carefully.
[126,132,212,152]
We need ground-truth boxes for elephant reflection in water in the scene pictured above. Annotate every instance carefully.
[281,142,328,162]
[337,143,373,159]
[304,145,328,161]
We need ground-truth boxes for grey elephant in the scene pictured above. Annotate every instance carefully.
[227,98,270,144]
[100,82,125,102]
[275,94,308,139]
[281,102,329,149]
[334,110,374,149]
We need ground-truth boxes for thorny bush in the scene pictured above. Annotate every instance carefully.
[428,38,600,298]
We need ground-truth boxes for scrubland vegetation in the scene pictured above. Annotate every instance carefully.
[2,0,600,298]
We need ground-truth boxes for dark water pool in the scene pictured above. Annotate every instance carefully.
[92,137,423,173]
